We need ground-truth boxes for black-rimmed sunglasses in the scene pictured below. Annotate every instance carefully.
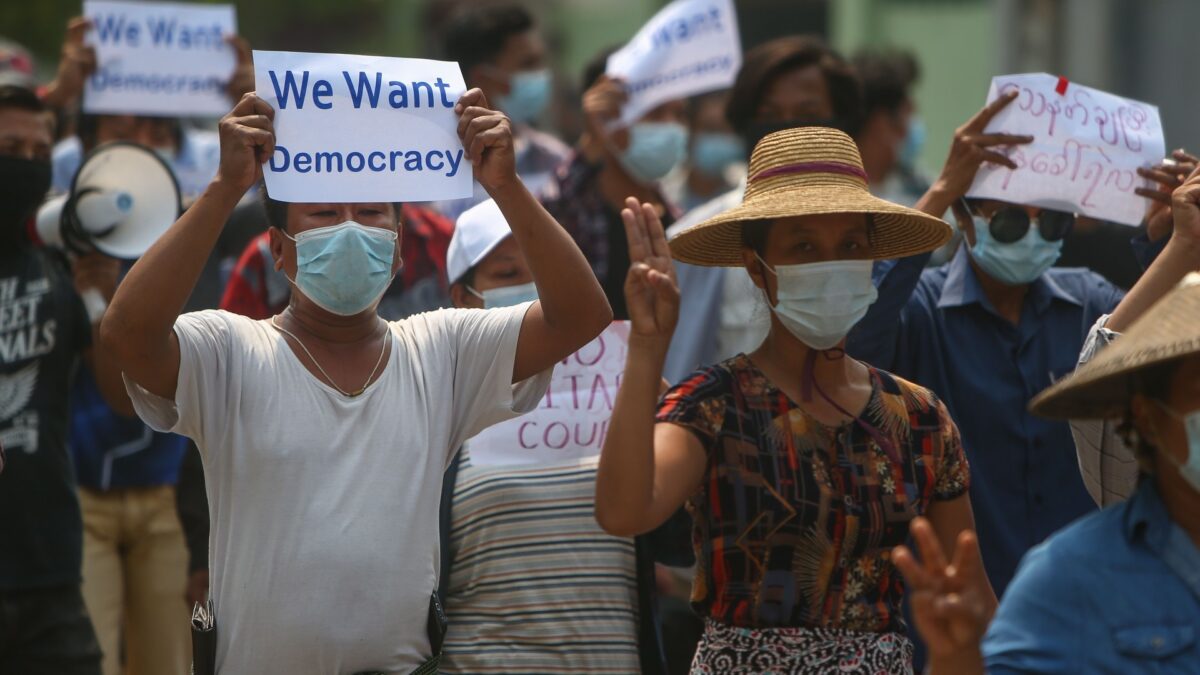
[984,207,1076,244]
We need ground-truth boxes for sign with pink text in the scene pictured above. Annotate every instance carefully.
[967,73,1165,227]
[467,322,630,467]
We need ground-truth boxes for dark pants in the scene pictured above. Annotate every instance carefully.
[0,585,102,675]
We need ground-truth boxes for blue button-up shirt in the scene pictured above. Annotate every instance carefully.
[847,245,1124,594]
[983,480,1200,672]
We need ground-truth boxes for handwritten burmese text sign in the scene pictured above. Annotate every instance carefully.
[967,73,1165,227]
[254,50,471,202]
[606,0,741,125]
[84,0,236,116]
[467,322,630,467]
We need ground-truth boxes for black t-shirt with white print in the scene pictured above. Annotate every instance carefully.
[0,246,91,590]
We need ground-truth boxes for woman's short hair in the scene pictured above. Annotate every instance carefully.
[725,36,862,136]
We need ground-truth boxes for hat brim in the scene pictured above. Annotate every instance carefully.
[1030,276,1200,420]
[668,184,953,266]
[1030,339,1200,420]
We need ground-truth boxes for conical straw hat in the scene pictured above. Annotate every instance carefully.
[668,126,952,266]
[1030,273,1200,420]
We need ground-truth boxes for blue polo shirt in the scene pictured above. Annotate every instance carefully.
[983,480,1200,672]
[847,245,1123,595]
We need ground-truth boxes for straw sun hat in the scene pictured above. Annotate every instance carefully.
[668,126,952,266]
[1030,273,1200,420]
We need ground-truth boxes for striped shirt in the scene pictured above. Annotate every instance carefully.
[441,450,641,674]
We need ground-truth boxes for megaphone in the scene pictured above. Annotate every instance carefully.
[37,141,181,259]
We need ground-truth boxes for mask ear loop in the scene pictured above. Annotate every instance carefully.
[800,349,903,465]
[755,249,903,464]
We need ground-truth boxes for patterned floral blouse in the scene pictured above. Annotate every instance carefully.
[656,354,970,633]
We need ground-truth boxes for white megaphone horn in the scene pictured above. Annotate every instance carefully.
[36,141,181,259]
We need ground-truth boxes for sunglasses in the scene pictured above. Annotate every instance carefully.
[983,207,1075,244]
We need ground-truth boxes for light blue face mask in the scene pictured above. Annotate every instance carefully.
[969,215,1063,286]
[496,68,551,125]
[469,281,538,309]
[898,117,926,169]
[618,122,689,184]
[1154,401,1200,493]
[691,132,744,178]
[284,221,397,316]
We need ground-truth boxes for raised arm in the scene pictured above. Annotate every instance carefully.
[455,88,612,383]
[1106,165,1200,332]
[594,199,706,537]
[848,92,1032,367]
[100,94,274,399]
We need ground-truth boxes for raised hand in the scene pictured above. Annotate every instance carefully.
[1168,162,1200,247]
[582,75,629,156]
[43,17,97,109]
[216,93,275,193]
[922,91,1033,216]
[893,518,991,663]
[1138,149,1200,241]
[455,88,516,193]
[621,197,679,345]
[225,34,255,101]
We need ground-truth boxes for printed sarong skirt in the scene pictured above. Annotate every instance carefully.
[689,619,914,675]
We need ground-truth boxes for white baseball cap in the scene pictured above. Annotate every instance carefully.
[446,199,514,285]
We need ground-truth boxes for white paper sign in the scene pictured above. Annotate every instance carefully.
[966,73,1165,227]
[467,322,630,467]
[605,0,741,125]
[254,50,472,203]
[83,0,236,117]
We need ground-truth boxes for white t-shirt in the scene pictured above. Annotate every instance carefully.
[126,304,550,674]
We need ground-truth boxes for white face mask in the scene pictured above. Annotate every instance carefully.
[756,254,878,350]
[468,281,539,309]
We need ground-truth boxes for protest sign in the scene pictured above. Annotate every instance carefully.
[605,0,741,125]
[467,322,630,467]
[83,0,236,117]
[967,73,1165,227]
[254,50,472,202]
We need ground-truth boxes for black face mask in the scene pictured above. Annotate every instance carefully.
[741,117,847,161]
[0,154,52,252]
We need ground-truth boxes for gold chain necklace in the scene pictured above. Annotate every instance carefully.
[270,315,388,397]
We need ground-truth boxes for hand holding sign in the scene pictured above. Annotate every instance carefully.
[43,17,98,109]
[217,93,275,194]
[925,91,1032,215]
[455,89,516,193]
[965,73,1167,227]
[1137,149,1199,240]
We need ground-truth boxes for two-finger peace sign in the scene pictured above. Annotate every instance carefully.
[621,197,679,341]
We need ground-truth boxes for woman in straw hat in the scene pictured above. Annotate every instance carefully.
[594,126,994,674]
[891,169,1200,674]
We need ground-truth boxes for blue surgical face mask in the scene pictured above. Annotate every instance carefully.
[1153,401,1200,493]
[756,255,879,350]
[898,117,926,169]
[618,122,689,184]
[969,215,1063,286]
[691,132,744,178]
[469,281,538,309]
[496,68,551,125]
[284,221,397,316]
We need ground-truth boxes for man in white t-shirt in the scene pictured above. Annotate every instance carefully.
[98,88,613,674]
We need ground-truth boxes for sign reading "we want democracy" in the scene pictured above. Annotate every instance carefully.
[254,50,473,203]
[84,0,237,116]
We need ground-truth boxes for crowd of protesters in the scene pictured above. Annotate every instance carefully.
[2,2,1199,674]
